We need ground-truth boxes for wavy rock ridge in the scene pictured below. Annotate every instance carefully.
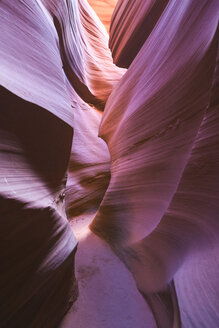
[0,0,219,327]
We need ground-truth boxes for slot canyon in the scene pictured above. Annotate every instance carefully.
[0,0,218,327]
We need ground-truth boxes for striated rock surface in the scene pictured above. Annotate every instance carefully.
[91,0,219,327]
[0,85,78,327]
[1,0,219,327]
[109,0,170,68]
[88,0,117,33]
[0,0,121,326]
[41,0,123,108]
[66,99,111,218]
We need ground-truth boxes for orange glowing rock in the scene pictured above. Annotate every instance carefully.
[87,0,117,33]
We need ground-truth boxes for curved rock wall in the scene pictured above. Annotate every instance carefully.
[1,0,218,327]
[91,0,219,326]
[0,0,122,326]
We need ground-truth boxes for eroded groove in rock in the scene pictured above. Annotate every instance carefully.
[0,0,122,326]
[0,87,78,327]
[87,0,117,33]
[109,0,170,68]
[1,0,219,327]
[90,0,219,326]
[66,98,111,218]
[41,0,124,109]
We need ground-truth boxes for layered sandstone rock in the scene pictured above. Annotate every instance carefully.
[0,0,121,326]
[1,0,218,327]
[91,0,219,327]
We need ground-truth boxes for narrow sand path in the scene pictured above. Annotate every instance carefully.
[59,213,156,328]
